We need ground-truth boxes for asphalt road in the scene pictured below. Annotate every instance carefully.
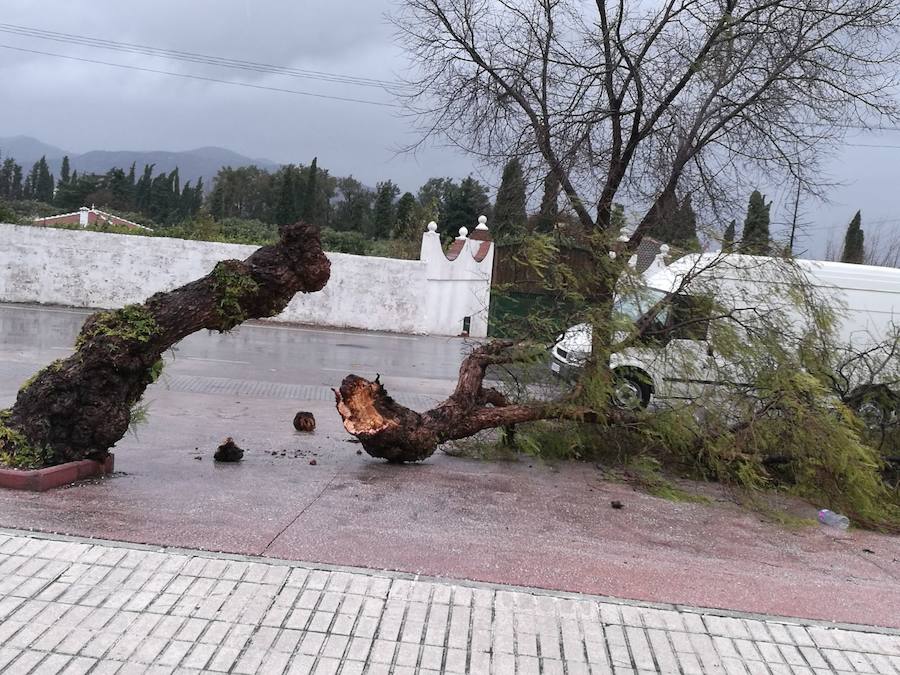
[2,303,899,629]
[0,303,470,407]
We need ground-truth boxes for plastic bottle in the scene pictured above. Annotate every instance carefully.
[818,509,850,530]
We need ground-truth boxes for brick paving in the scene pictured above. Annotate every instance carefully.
[0,530,898,674]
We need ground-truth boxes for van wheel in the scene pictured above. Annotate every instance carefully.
[611,370,652,411]
[848,387,897,428]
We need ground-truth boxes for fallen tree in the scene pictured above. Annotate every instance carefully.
[335,340,610,462]
[0,221,330,468]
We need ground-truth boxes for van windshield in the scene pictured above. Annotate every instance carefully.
[613,288,667,324]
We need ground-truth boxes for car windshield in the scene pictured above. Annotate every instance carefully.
[613,288,667,324]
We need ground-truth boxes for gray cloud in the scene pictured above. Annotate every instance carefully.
[0,0,897,254]
[0,0,476,199]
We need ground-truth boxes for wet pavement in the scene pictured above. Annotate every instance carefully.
[1,303,899,631]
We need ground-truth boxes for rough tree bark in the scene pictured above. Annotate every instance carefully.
[335,341,604,462]
[0,222,330,468]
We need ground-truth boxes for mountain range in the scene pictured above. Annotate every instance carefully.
[0,136,281,189]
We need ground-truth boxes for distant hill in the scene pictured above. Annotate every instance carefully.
[0,136,280,190]
[0,135,66,165]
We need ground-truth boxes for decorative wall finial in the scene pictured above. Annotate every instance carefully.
[427,221,438,232]
[458,226,469,239]
[475,215,488,230]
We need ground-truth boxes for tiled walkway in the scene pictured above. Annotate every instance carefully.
[0,530,898,674]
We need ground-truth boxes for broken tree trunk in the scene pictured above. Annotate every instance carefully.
[335,341,604,462]
[0,222,330,468]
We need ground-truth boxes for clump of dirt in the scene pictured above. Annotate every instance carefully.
[293,411,316,432]
[214,437,244,463]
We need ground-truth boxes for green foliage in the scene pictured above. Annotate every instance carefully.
[299,157,319,222]
[211,262,260,330]
[535,172,559,232]
[128,400,152,438]
[392,191,418,239]
[77,305,159,348]
[0,200,18,223]
[371,180,400,239]
[840,210,865,264]
[493,158,527,242]
[333,176,375,233]
[149,358,165,383]
[625,455,712,503]
[742,190,771,254]
[0,420,55,469]
[275,164,300,226]
[444,176,492,233]
[646,194,699,250]
[722,220,736,250]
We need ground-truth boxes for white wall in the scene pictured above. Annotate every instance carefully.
[0,223,494,336]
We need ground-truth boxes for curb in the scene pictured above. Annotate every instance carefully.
[0,454,114,491]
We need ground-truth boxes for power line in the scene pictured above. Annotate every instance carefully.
[0,44,401,108]
[0,23,412,92]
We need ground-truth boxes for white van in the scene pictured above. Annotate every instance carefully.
[551,253,900,412]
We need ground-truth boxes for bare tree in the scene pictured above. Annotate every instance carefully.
[397,0,898,238]
[336,0,900,460]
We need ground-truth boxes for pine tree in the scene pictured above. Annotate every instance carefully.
[535,171,559,233]
[742,190,771,255]
[723,220,736,251]
[493,158,527,241]
[299,157,318,222]
[35,156,54,203]
[59,156,71,187]
[840,210,865,264]
[371,180,400,238]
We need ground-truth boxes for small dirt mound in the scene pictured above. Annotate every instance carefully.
[214,437,244,462]
[293,411,316,432]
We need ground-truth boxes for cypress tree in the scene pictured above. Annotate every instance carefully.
[535,171,559,233]
[12,164,23,199]
[371,180,400,239]
[392,191,418,239]
[35,157,54,202]
[493,158,527,241]
[299,157,318,222]
[723,220,736,251]
[0,158,16,199]
[669,195,700,250]
[135,164,154,212]
[59,156,71,187]
[742,190,771,255]
[24,161,40,200]
[840,210,865,264]
[275,165,298,225]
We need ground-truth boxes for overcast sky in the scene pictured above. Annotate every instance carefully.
[1,0,898,257]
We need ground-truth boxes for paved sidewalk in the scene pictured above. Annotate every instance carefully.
[0,530,898,674]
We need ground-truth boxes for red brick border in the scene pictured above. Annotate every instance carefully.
[0,454,115,492]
